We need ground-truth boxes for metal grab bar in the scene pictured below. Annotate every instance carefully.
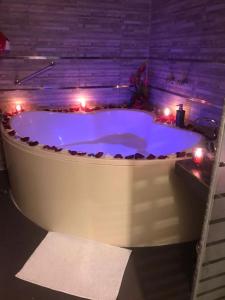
[15,61,55,85]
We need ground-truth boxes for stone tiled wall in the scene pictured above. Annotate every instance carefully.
[0,0,150,111]
[149,0,225,123]
[1,0,224,122]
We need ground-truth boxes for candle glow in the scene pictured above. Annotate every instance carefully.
[164,107,171,117]
[193,147,204,165]
[15,103,22,112]
[77,97,86,109]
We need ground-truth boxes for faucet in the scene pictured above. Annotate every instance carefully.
[193,117,218,141]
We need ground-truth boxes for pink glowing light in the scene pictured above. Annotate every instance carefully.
[164,107,171,117]
[15,104,22,113]
[193,147,204,165]
[77,97,86,109]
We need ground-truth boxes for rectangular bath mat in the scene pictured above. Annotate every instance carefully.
[16,232,131,300]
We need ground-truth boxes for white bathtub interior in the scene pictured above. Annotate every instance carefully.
[11,110,202,156]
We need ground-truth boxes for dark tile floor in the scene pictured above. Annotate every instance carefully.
[0,171,196,300]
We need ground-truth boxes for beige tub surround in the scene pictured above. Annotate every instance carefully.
[2,132,205,246]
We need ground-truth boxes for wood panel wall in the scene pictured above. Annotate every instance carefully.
[0,0,150,111]
[149,0,225,123]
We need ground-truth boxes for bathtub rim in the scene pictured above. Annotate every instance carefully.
[2,125,191,167]
[2,108,203,166]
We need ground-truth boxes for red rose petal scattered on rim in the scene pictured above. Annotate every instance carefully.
[134,153,145,159]
[176,151,186,158]
[29,141,39,146]
[114,154,123,159]
[3,124,11,129]
[146,154,156,160]
[43,145,50,149]
[95,152,103,158]
[20,137,30,142]
[88,153,95,157]
[68,150,77,155]
[4,112,12,117]
[8,130,15,136]
[77,152,86,156]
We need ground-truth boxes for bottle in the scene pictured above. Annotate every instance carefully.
[176,104,185,128]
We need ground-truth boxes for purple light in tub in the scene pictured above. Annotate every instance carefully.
[9,110,202,158]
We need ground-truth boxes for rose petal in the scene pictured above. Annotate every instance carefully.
[29,141,39,146]
[134,153,145,159]
[8,130,15,136]
[43,145,50,149]
[146,154,156,160]
[176,151,186,158]
[88,153,95,157]
[68,150,77,155]
[95,152,103,158]
[77,152,86,156]
[114,154,123,159]
[20,137,30,142]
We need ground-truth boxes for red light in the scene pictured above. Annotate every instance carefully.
[193,147,204,165]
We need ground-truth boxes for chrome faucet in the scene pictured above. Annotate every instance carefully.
[192,117,218,141]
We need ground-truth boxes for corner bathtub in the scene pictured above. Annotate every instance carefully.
[2,109,205,247]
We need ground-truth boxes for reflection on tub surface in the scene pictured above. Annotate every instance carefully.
[62,133,148,155]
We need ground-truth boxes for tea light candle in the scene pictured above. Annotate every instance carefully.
[77,97,86,111]
[164,107,171,117]
[15,104,22,113]
[193,147,204,165]
[161,107,175,124]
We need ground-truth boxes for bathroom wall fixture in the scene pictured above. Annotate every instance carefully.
[15,61,55,85]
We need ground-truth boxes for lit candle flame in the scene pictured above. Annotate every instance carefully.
[193,147,204,164]
[15,104,22,112]
[78,97,86,109]
[164,107,171,117]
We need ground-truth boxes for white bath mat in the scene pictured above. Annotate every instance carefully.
[16,232,131,300]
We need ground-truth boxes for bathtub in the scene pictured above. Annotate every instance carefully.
[2,109,205,247]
